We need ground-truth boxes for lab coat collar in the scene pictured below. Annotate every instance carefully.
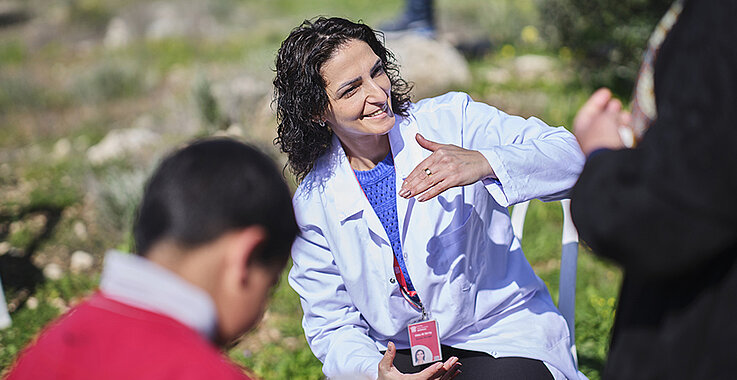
[388,111,424,180]
[313,113,424,230]
[388,112,427,245]
[318,133,373,223]
[304,111,430,253]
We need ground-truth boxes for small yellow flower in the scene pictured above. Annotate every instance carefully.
[521,26,540,44]
[500,44,516,58]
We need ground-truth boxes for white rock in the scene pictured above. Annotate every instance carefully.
[70,250,94,273]
[43,263,63,280]
[225,124,244,137]
[146,3,186,40]
[26,297,38,310]
[104,17,132,49]
[485,68,512,84]
[145,2,220,41]
[386,34,471,98]
[0,241,10,255]
[512,55,556,81]
[212,75,271,123]
[73,221,88,240]
[87,127,159,165]
[52,138,72,160]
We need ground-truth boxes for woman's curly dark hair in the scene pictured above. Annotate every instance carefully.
[273,17,413,182]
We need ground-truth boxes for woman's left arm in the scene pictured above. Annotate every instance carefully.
[400,92,584,206]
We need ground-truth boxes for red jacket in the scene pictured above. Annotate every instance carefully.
[6,293,252,380]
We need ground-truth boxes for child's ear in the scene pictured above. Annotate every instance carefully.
[225,226,267,285]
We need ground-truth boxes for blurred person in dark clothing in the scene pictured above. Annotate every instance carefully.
[380,0,435,38]
[571,0,737,378]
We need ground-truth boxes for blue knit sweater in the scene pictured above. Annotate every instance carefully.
[354,154,418,295]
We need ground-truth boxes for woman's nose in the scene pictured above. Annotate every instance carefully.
[365,78,388,102]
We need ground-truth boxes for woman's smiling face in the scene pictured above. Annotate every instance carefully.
[320,39,395,145]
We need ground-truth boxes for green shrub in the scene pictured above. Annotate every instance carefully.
[93,167,147,245]
[0,75,67,113]
[193,75,225,131]
[0,41,26,66]
[538,0,672,98]
[73,61,144,103]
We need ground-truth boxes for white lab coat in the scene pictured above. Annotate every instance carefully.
[289,92,587,379]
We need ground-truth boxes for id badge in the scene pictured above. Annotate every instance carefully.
[408,319,442,366]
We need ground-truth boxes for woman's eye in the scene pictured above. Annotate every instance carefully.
[372,66,386,77]
[342,86,358,98]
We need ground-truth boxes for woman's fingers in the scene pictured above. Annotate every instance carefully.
[399,155,439,198]
[441,362,462,380]
[426,357,461,380]
[415,133,442,152]
[378,342,397,375]
[399,134,450,198]
[442,356,458,369]
[414,362,445,379]
[416,178,451,202]
[399,145,492,201]
[378,347,462,380]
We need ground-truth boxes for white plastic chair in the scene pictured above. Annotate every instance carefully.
[511,199,578,368]
[0,273,11,329]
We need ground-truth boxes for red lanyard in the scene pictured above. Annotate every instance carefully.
[393,255,424,313]
[352,166,426,316]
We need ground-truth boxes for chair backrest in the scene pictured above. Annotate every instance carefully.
[0,273,11,329]
[510,199,578,368]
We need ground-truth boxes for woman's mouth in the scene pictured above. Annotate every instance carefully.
[363,103,389,119]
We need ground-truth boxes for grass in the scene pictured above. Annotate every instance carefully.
[0,41,26,66]
[0,0,628,379]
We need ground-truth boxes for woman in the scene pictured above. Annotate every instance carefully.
[414,348,426,365]
[274,17,586,380]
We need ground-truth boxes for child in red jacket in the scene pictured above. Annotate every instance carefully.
[6,138,298,380]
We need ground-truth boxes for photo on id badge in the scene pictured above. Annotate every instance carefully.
[408,320,442,366]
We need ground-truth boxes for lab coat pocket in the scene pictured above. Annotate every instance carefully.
[426,209,488,291]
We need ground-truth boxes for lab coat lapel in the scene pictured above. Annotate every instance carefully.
[323,134,391,250]
[390,115,428,248]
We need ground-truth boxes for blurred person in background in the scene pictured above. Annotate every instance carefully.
[274,16,586,380]
[571,0,737,378]
[380,0,435,38]
[6,138,298,380]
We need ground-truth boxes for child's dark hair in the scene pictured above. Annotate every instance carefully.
[133,138,298,266]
